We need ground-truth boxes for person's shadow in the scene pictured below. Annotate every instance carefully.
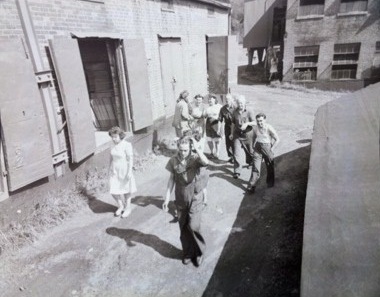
[106,227,182,260]
[82,191,117,214]
[132,196,178,223]
[207,164,248,191]
[132,195,163,209]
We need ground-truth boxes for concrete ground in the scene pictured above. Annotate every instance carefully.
[0,84,343,297]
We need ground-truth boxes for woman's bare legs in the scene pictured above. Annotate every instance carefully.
[112,194,124,216]
[121,193,133,218]
[202,188,208,205]
[207,140,214,158]
[213,139,220,159]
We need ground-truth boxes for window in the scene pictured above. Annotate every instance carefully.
[161,0,174,11]
[339,0,367,13]
[77,0,105,3]
[331,43,360,79]
[293,45,319,81]
[376,41,380,53]
[298,0,325,17]
[208,7,215,16]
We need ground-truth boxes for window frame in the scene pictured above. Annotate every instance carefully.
[77,0,105,3]
[297,0,325,19]
[338,0,368,14]
[208,7,216,17]
[293,45,319,81]
[161,0,175,12]
[331,43,361,80]
[375,41,380,53]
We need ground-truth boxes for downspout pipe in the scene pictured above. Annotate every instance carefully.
[228,6,232,35]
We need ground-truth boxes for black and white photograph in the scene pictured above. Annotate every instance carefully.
[0,0,379,296]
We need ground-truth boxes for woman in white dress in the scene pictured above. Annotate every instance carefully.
[108,127,137,218]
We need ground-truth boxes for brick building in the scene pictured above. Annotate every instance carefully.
[0,0,232,200]
[244,0,380,90]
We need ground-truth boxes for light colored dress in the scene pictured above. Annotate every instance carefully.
[109,140,137,195]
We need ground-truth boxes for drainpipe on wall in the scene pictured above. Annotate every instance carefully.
[228,7,232,35]
[16,0,67,177]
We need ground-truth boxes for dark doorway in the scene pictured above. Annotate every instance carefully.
[77,39,123,131]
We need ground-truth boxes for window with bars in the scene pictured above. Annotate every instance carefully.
[376,41,380,53]
[161,0,174,11]
[298,0,325,17]
[331,43,360,79]
[77,0,104,3]
[339,0,368,13]
[293,45,319,81]
[208,7,215,16]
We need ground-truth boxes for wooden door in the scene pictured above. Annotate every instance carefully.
[207,36,228,94]
[159,38,185,116]
[0,40,53,191]
[49,38,96,163]
[122,39,153,131]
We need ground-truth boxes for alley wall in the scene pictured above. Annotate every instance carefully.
[302,82,380,296]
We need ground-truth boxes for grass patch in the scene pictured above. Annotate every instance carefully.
[0,150,164,258]
[0,187,87,257]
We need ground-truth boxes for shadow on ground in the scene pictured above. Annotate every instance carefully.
[106,227,182,260]
[84,192,117,214]
[202,146,310,297]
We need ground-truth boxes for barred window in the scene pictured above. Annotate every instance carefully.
[331,43,360,79]
[298,0,325,17]
[339,0,368,13]
[376,41,380,53]
[161,0,174,11]
[293,45,319,81]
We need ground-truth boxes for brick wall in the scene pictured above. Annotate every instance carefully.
[0,0,229,196]
[0,0,228,120]
[283,0,380,88]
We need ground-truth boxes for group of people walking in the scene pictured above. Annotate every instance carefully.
[106,90,279,268]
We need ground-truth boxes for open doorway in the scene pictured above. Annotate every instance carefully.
[77,38,130,147]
